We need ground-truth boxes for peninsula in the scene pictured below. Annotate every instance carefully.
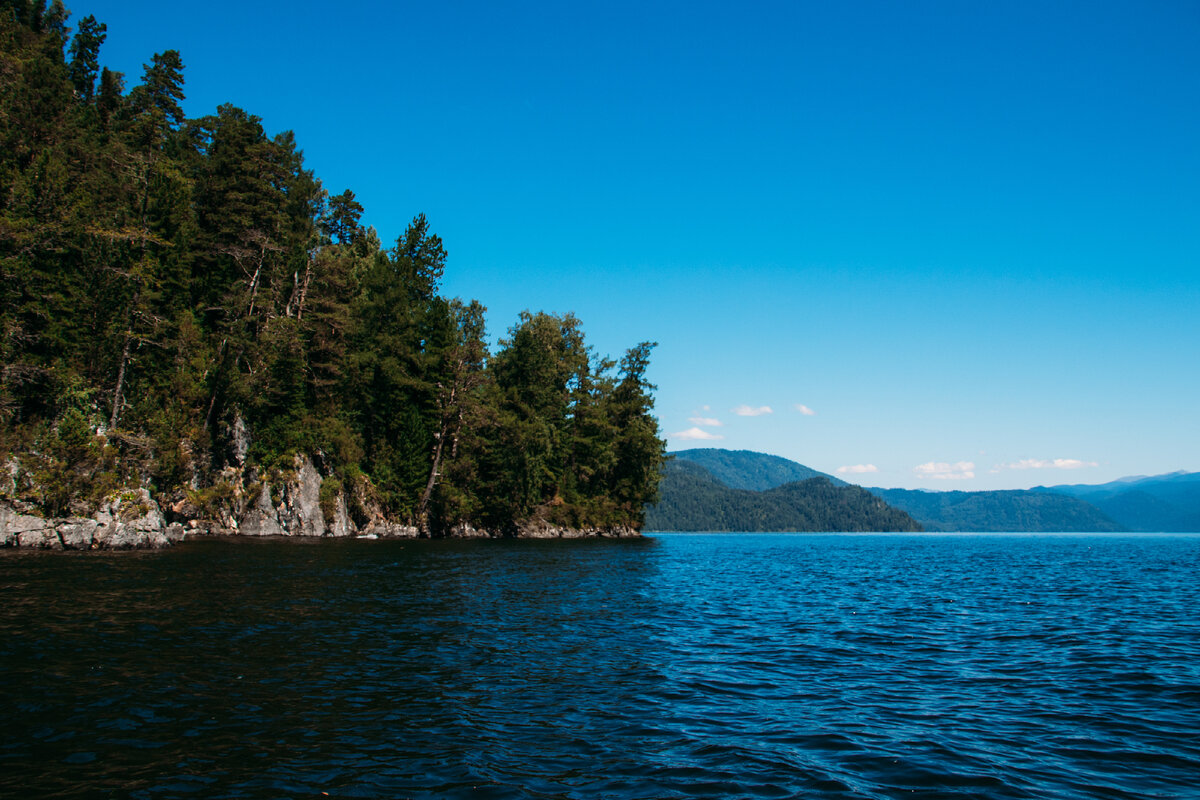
[0,8,664,547]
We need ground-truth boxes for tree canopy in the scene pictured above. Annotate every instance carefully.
[0,4,664,532]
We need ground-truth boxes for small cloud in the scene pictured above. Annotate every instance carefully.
[670,427,724,441]
[837,464,878,475]
[914,461,976,480]
[794,404,817,416]
[996,458,1099,471]
[732,405,773,417]
[688,416,722,427]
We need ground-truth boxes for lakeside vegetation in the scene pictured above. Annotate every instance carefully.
[0,3,665,534]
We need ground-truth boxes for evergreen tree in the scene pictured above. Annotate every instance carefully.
[67,13,104,100]
[325,189,363,245]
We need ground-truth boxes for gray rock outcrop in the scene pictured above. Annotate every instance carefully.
[237,455,354,538]
[1,453,640,550]
[513,519,639,539]
[0,488,170,550]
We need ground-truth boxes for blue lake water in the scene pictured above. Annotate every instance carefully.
[2,532,1199,799]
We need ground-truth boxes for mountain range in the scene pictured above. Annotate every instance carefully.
[648,449,1200,532]
[645,456,919,532]
[1033,472,1200,532]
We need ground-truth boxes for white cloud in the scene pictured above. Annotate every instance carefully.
[997,458,1099,471]
[837,464,878,475]
[670,427,724,441]
[688,416,723,427]
[794,404,817,416]
[914,461,976,480]
[732,405,773,417]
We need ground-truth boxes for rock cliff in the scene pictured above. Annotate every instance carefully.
[0,488,184,550]
[1,453,638,549]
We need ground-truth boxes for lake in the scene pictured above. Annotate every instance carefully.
[2,533,1199,799]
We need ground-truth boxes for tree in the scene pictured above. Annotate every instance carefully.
[67,14,105,100]
[325,189,363,245]
[345,215,449,519]
[605,342,666,519]
[127,50,184,149]
[416,298,487,532]
[96,67,123,128]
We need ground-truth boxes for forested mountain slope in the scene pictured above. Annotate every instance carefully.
[656,449,1130,533]
[869,488,1125,533]
[1040,472,1200,532]
[670,448,846,491]
[645,460,921,532]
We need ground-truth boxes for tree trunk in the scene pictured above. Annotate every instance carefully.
[108,330,132,430]
[416,427,446,535]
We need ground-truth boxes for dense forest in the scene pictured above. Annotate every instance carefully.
[0,3,665,535]
[868,487,1124,533]
[668,448,847,491]
[662,448,1140,533]
[646,460,922,532]
[1038,473,1200,532]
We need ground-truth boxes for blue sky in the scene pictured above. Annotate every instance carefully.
[81,0,1199,489]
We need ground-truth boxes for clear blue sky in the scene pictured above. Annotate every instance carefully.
[81,0,1199,489]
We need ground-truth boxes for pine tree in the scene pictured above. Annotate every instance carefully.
[67,13,105,100]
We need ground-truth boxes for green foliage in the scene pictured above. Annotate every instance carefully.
[647,460,922,532]
[0,9,665,533]
[869,487,1125,533]
[66,14,104,99]
[185,480,236,520]
[671,448,845,491]
[319,475,339,526]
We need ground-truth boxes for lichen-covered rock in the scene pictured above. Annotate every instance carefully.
[513,520,639,539]
[58,519,98,550]
[238,482,285,536]
[2,509,60,548]
[328,493,355,538]
[17,527,61,549]
[446,522,490,539]
[231,413,250,466]
[281,455,325,536]
[361,520,420,538]
[236,455,337,537]
[92,489,169,550]
[2,459,18,499]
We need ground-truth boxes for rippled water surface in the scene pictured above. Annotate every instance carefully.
[3,533,1200,799]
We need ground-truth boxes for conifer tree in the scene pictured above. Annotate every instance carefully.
[67,13,104,100]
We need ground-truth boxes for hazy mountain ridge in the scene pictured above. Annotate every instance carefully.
[1038,472,1200,532]
[867,488,1124,533]
[657,449,1200,532]
[667,449,848,491]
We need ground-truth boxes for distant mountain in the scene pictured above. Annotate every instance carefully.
[1039,471,1200,532]
[655,449,1190,532]
[645,459,921,532]
[1043,471,1199,498]
[868,488,1125,533]
[670,448,847,491]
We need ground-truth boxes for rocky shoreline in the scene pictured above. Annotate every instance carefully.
[0,454,639,551]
